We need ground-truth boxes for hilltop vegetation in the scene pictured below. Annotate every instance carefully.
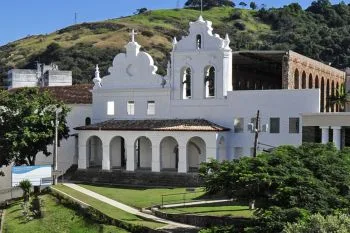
[1,0,350,85]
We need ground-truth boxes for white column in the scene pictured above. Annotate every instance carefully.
[102,144,110,170]
[332,126,341,150]
[152,140,161,172]
[78,145,87,169]
[126,144,135,171]
[178,141,187,173]
[320,126,329,144]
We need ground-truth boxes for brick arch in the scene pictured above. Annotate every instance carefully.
[308,74,313,89]
[321,77,325,112]
[301,71,307,89]
[331,80,335,112]
[326,79,330,112]
[294,69,300,89]
[315,75,319,88]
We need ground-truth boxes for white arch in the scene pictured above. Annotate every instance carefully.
[160,136,179,170]
[86,136,103,168]
[187,137,206,172]
[134,136,152,170]
[204,66,216,98]
[110,136,126,169]
[181,67,192,99]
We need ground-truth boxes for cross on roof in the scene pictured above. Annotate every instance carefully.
[130,29,138,42]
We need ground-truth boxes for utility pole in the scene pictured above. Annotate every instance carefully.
[253,110,260,158]
[53,107,62,185]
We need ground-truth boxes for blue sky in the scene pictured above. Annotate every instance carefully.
[0,0,347,45]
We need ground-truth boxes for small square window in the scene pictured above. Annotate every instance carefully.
[289,118,300,134]
[270,118,280,134]
[249,117,260,133]
[107,101,114,116]
[127,101,135,115]
[234,118,244,133]
[147,101,155,115]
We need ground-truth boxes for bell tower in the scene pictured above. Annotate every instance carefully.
[170,16,232,101]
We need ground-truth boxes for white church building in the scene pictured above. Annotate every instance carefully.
[73,16,321,174]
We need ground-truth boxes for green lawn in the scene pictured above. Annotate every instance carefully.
[3,194,129,233]
[79,184,206,208]
[161,205,253,218]
[53,184,164,229]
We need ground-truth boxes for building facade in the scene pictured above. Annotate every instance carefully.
[6,63,72,89]
[74,16,334,174]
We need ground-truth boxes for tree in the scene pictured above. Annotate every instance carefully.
[283,213,350,233]
[329,84,349,111]
[199,143,350,213]
[19,179,32,202]
[134,8,148,15]
[0,88,70,166]
[239,1,247,8]
[184,0,235,10]
[250,2,257,10]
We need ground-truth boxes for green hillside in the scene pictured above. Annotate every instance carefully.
[1,1,350,85]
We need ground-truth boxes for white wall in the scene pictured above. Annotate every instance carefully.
[35,104,92,173]
[83,16,321,167]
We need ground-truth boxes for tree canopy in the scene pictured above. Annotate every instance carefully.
[0,88,70,166]
[199,143,350,232]
[184,0,235,9]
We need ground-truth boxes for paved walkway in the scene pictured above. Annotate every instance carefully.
[62,183,197,230]
[162,199,233,209]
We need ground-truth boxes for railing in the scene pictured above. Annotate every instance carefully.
[161,189,203,207]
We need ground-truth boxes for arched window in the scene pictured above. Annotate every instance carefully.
[308,74,313,89]
[85,117,91,126]
[321,77,325,112]
[182,67,192,99]
[331,80,335,112]
[205,66,215,98]
[301,71,306,89]
[196,34,202,49]
[315,76,319,88]
[294,69,299,89]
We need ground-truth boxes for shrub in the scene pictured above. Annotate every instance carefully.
[19,179,32,202]
[234,22,246,30]
[141,30,154,37]
[283,213,350,233]
[230,11,242,20]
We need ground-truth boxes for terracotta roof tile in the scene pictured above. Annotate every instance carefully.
[41,84,93,104]
[9,84,93,104]
[75,119,230,132]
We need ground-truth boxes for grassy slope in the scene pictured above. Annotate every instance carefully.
[0,7,271,83]
[54,184,165,229]
[79,184,206,208]
[3,194,129,233]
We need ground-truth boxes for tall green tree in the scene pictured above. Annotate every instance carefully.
[0,88,70,166]
[250,2,257,10]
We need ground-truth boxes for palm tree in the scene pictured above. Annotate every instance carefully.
[329,84,350,112]
[19,179,32,202]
